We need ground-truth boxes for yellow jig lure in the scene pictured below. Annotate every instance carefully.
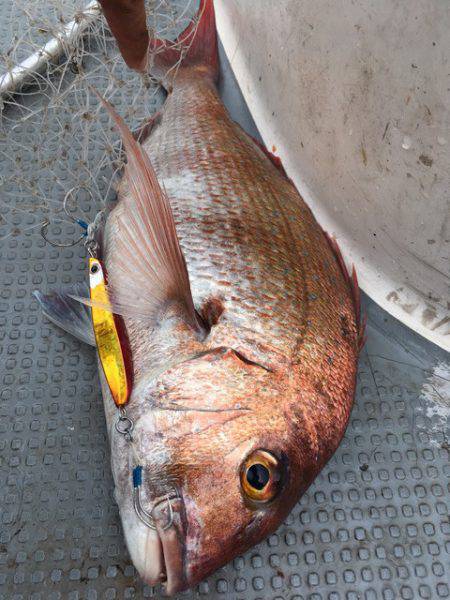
[40,189,133,437]
[89,257,131,407]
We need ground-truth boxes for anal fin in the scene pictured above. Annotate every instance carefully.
[324,232,366,352]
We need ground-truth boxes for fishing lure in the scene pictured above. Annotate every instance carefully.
[41,188,132,415]
[89,256,131,408]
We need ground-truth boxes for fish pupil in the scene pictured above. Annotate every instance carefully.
[247,464,270,490]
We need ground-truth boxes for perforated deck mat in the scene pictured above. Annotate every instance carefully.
[0,5,449,600]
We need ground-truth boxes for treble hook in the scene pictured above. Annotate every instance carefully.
[40,186,91,248]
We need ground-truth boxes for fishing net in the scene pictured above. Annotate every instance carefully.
[0,0,199,244]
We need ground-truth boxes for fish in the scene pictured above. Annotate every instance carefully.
[36,0,362,594]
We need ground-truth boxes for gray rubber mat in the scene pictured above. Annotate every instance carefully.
[1,5,449,600]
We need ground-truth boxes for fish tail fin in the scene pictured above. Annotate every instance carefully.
[99,0,218,81]
[150,0,219,87]
[324,232,366,352]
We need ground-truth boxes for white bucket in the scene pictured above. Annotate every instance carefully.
[215,0,450,351]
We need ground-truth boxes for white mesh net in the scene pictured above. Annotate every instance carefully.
[0,0,198,243]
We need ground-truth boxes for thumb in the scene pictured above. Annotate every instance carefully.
[98,0,149,71]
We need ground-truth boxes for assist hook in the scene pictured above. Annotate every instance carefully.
[40,186,91,248]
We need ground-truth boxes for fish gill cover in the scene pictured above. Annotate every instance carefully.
[0,0,200,242]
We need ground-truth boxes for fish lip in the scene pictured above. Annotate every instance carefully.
[140,492,187,595]
[152,494,187,596]
[142,568,167,588]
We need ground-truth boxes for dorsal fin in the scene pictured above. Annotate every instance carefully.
[76,93,205,336]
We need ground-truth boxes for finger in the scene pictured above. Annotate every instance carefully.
[98,0,149,71]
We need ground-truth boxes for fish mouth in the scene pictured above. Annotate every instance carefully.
[129,490,187,595]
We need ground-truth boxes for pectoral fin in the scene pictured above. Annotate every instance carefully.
[33,284,95,346]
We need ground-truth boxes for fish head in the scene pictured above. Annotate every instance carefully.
[118,346,319,594]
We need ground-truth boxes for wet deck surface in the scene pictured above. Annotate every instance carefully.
[0,6,449,600]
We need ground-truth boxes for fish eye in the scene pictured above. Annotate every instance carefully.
[240,450,281,503]
[90,263,99,274]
